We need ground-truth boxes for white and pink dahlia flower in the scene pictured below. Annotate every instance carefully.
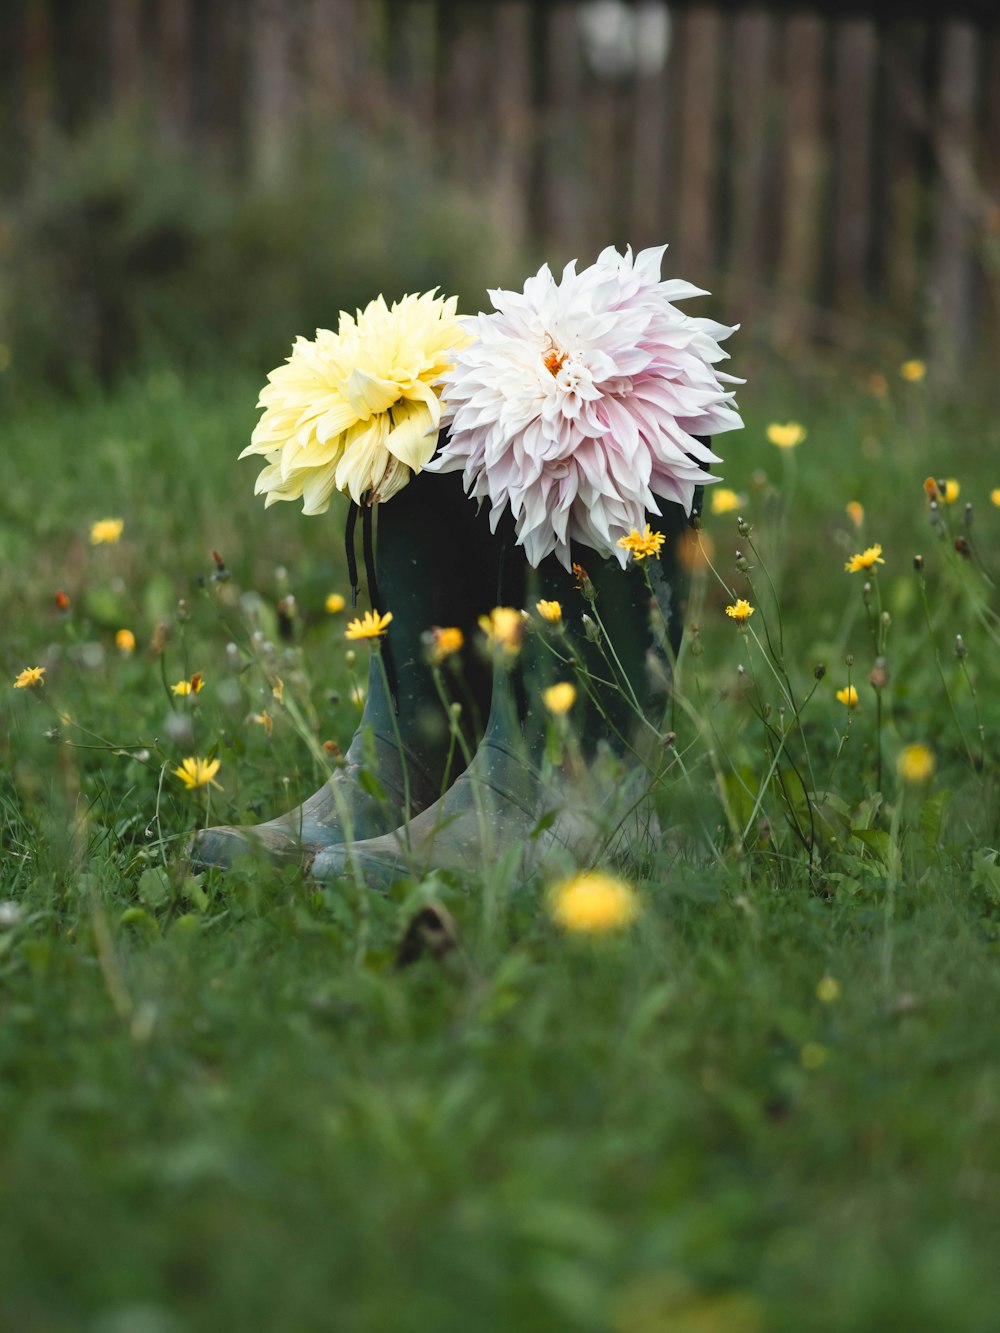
[427,245,743,568]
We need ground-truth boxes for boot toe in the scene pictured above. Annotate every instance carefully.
[188,823,303,870]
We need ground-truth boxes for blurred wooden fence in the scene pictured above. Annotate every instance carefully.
[4,0,1000,362]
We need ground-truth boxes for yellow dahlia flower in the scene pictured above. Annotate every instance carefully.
[241,291,470,513]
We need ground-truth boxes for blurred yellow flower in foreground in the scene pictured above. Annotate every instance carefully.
[171,673,205,696]
[991,489,1000,507]
[845,501,864,529]
[844,544,884,573]
[325,593,346,614]
[478,607,524,656]
[678,529,713,573]
[13,666,45,689]
[899,358,926,382]
[536,599,562,623]
[710,487,745,515]
[550,871,639,933]
[173,757,221,790]
[345,610,393,641]
[617,525,665,561]
[542,682,577,715]
[835,685,858,708]
[898,743,935,785]
[766,422,807,449]
[115,629,136,654]
[90,518,124,545]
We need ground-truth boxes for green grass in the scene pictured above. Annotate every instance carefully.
[2,359,1000,1332]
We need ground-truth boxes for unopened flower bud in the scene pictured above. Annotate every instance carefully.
[869,657,889,690]
[449,702,462,718]
[345,650,356,667]
[661,730,677,749]
[881,611,891,627]
[954,634,967,660]
[737,517,753,537]
[954,536,971,559]
[581,614,600,643]
[845,654,854,667]
[176,599,190,622]
[863,581,872,607]
[735,551,749,573]
[913,554,924,571]
[814,663,826,680]
[964,502,973,528]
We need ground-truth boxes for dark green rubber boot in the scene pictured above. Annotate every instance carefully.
[308,499,695,890]
[189,469,498,869]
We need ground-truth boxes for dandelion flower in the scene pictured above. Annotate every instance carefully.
[13,666,45,689]
[550,871,639,933]
[711,487,744,515]
[173,756,221,790]
[991,489,1000,508]
[897,743,935,785]
[345,610,393,641]
[325,593,346,614]
[941,478,960,504]
[478,606,524,656]
[835,685,858,708]
[90,518,124,545]
[766,421,806,449]
[845,501,864,529]
[536,600,563,624]
[542,681,577,714]
[725,599,754,623]
[428,626,463,663]
[844,544,884,573]
[171,674,205,696]
[429,244,743,569]
[899,358,926,383]
[618,525,666,561]
[240,291,470,512]
[817,976,842,1004]
[115,629,136,654]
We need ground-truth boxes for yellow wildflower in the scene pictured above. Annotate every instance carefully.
[252,710,273,737]
[835,685,858,708]
[897,743,935,785]
[899,358,926,383]
[13,666,45,689]
[536,599,562,624]
[542,682,577,715]
[325,593,346,614]
[115,629,136,654]
[549,871,639,933]
[345,609,393,641]
[817,976,842,1004]
[478,606,524,656]
[941,478,960,505]
[90,518,124,545]
[710,487,745,515]
[171,673,205,697]
[845,501,864,529]
[844,544,884,573]
[725,599,754,623]
[429,626,463,663]
[766,422,807,449]
[272,677,285,704]
[173,756,222,790]
[991,489,1000,507]
[617,525,665,561]
[800,1042,828,1070]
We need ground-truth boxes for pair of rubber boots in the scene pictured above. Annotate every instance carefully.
[190,468,693,888]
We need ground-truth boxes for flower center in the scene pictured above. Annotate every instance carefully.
[543,347,568,377]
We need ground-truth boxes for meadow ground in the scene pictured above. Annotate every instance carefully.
[2,358,1000,1332]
